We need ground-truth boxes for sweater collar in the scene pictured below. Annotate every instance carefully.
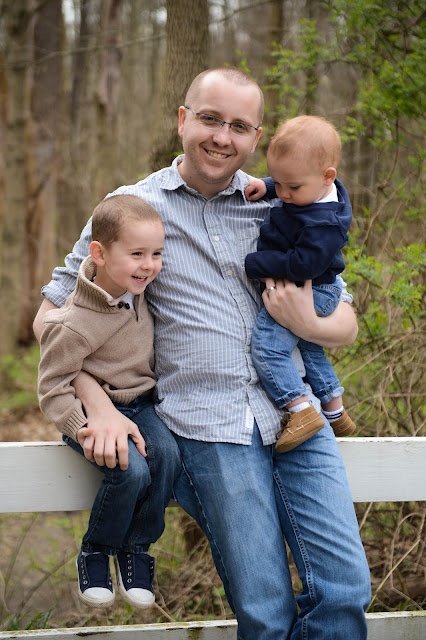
[74,256,138,312]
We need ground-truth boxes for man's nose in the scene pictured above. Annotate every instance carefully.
[212,123,232,143]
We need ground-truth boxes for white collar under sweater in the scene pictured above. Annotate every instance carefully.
[74,256,139,313]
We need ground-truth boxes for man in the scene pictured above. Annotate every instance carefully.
[34,67,371,639]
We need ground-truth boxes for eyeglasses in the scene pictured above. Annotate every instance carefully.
[184,106,260,136]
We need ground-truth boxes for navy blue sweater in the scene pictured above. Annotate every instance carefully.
[245,178,352,286]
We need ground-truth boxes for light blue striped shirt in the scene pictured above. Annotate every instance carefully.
[42,156,351,445]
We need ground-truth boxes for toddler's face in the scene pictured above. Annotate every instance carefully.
[268,154,333,206]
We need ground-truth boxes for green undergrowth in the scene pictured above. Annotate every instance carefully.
[0,509,232,631]
[0,500,425,631]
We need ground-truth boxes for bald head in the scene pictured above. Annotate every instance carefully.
[185,67,264,125]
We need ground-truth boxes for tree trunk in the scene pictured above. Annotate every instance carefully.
[0,2,32,356]
[217,0,238,68]
[0,50,7,247]
[303,0,321,115]
[95,0,123,200]
[59,0,99,257]
[262,0,284,137]
[149,0,209,172]
[25,0,63,343]
[119,1,163,186]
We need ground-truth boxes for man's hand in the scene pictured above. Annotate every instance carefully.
[245,178,267,201]
[262,278,358,348]
[33,298,59,341]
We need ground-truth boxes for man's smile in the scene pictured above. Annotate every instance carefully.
[206,149,230,159]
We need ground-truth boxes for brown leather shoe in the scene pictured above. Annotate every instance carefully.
[329,410,356,437]
[275,406,325,453]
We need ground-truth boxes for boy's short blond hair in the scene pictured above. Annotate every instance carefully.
[92,195,164,247]
[267,115,341,170]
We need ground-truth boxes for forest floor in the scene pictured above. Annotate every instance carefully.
[0,406,59,442]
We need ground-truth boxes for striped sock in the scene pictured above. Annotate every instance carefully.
[323,407,344,422]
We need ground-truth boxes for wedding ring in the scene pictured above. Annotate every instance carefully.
[267,286,276,292]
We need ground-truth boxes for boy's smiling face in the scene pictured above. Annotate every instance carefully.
[92,220,165,298]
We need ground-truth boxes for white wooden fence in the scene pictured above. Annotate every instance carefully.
[0,437,425,640]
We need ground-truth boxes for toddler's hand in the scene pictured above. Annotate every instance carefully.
[245,178,267,201]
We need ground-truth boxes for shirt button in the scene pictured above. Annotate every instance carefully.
[213,235,220,241]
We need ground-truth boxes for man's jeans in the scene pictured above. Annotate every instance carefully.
[64,394,181,555]
[251,283,344,407]
[173,416,371,640]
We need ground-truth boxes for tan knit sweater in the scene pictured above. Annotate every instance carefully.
[38,256,156,440]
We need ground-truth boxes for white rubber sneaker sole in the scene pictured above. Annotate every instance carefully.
[78,585,115,608]
[76,555,115,608]
[114,556,155,609]
[117,584,155,608]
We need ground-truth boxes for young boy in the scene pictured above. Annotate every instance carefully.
[245,115,356,452]
[38,194,181,609]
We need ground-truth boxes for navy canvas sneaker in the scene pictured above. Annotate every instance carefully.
[114,551,155,608]
[76,551,115,607]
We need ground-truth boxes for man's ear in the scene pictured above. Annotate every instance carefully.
[250,126,263,154]
[177,106,187,137]
[324,167,337,185]
[89,240,106,266]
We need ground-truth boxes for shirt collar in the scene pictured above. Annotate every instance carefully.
[160,155,247,199]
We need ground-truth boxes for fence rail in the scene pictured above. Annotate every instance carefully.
[1,437,425,640]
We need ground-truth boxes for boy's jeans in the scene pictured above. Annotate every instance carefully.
[173,416,371,640]
[63,394,181,555]
[251,282,344,408]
